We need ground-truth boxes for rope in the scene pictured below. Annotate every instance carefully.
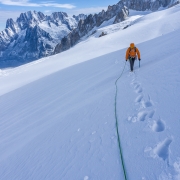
[114,61,128,180]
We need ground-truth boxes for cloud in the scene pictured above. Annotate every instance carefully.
[0,0,75,8]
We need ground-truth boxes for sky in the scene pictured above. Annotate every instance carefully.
[0,0,118,31]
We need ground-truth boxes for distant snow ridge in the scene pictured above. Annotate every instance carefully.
[0,11,86,67]
[124,0,180,11]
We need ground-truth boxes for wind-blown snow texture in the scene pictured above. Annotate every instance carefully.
[0,5,180,180]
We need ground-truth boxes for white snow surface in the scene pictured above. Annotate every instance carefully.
[1,5,180,180]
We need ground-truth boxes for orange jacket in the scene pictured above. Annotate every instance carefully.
[125,47,140,60]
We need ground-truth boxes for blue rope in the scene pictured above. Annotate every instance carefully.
[114,61,128,180]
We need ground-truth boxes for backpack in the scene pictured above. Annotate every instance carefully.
[129,47,137,60]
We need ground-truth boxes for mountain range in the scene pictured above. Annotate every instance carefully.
[0,11,86,67]
[0,0,179,67]
[123,0,179,11]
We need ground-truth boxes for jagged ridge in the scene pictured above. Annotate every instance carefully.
[0,11,86,65]
[54,2,129,54]
[123,0,179,11]
[0,0,179,67]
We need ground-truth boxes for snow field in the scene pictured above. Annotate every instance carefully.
[0,52,127,179]
[0,4,180,180]
[116,28,180,179]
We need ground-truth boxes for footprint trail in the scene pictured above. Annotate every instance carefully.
[126,70,174,178]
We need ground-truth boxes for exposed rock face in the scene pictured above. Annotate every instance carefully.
[123,0,179,11]
[54,0,179,55]
[1,0,178,67]
[73,14,87,22]
[54,2,129,54]
[9,26,55,61]
[16,11,45,30]
[0,11,84,66]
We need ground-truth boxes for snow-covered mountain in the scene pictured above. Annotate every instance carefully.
[54,1,129,54]
[1,0,179,67]
[0,11,86,66]
[0,0,129,67]
[0,3,180,180]
[53,0,179,54]
[124,0,180,11]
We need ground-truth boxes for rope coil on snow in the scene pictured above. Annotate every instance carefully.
[114,61,128,180]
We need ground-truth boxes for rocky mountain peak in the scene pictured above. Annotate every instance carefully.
[73,14,87,22]
[5,18,19,33]
[123,0,179,11]
[54,3,129,54]
[16,11,45,29]
[1,0,179,67]
[0,9,86,65]
[50,12,68,20]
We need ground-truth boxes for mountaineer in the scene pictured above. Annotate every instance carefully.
[125,43,141,72]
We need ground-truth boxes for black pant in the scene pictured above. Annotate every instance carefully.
[129,57,135,71]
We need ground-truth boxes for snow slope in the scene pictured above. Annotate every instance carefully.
[0,5,180,180]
